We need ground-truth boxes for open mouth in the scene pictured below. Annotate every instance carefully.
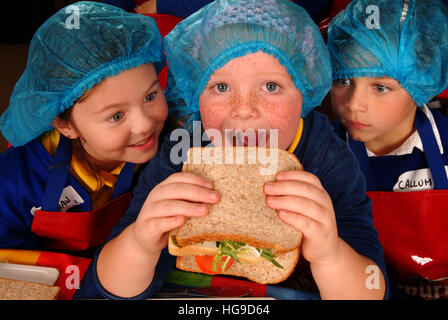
[225,129,270,147]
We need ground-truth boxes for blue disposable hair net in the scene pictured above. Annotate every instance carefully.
[0,1,165,147]
[163,0,332,129]
[328,0,448,106]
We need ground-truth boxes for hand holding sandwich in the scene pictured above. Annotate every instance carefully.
[97,172,219,298]
[264,169,385,299]
[133,172,220,255]
[264,170,338,266]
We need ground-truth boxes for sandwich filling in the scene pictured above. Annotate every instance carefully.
[212,240,283,272]
[171,236,284,273]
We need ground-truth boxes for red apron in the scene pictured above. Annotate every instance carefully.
[31,192,131,252]
[29,135,135,299]
[349,109,448,299]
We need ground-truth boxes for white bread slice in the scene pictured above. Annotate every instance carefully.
[0,277,60,300]
[176,249,300,284]
[178,147,303,253]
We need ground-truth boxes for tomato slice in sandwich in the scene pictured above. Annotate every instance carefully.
[195,255,234,275]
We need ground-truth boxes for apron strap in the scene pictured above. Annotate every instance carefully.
[415,109,448,189]
[348,137,378,190]
[41,135,72,212]
[112,162,136,199]
[42,135,136,210]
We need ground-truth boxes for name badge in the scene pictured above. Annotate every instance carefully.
[30,186,85,215]
[393,168,434,192]
[393,166,448,192]
[57,186,85,212]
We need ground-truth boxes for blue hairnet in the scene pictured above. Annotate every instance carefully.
[163,0,332,129]
[328,0,448,106]
[0,1,165,147]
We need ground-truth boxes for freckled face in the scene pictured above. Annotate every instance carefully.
[199,51,302,149]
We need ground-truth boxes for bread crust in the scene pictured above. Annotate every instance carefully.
[181,147,303,171]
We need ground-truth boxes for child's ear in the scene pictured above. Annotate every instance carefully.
[51,117,79,140]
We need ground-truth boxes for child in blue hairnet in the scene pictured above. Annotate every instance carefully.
[329,0,448,300]
[0,1,168,283]
[77,0,388,300]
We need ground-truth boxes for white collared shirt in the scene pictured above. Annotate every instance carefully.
[366,103,444,157]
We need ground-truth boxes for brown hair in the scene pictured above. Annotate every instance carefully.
[57,88,104,185]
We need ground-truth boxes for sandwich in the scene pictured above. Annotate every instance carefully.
[168,147,303,284]
[0,277,60,300]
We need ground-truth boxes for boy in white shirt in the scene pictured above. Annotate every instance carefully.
[329,0,448,299]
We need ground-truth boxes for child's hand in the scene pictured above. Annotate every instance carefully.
[264,170,339,266]
[133,172,220,255]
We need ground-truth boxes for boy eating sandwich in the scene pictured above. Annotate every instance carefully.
[76,0,388,300]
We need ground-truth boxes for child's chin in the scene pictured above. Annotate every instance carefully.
[347,131,370,143]
[130,146,158,164]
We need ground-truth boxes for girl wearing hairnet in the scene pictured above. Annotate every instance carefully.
[329,0,448,300]
[78,0,388,300]
[0,2,168,299]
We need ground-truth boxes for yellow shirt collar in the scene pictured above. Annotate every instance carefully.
[287,118,304,154]
[70,156,125,192]
[41,129,126,193]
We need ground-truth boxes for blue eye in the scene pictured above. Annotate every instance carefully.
[109,112,124,122]
[214,83,228,93]
[264,82,279,92]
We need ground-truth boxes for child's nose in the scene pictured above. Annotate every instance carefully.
[230,93,260,120]
[131,107,154,134]
[346,86,368,112]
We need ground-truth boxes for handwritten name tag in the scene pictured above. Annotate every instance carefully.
[393,168,433,192]
[393,166,448,192]
[58,186,85,212]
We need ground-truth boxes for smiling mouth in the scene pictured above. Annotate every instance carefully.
[225,129,270,147]
[130,133,155,148]
[132,137,150,146]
